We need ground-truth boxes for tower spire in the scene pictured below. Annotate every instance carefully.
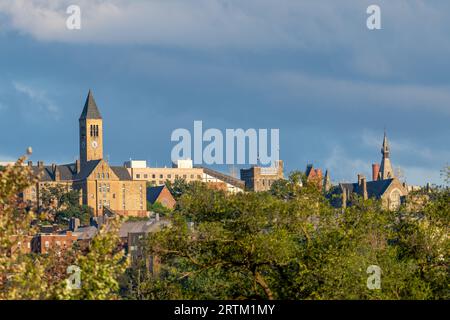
[379,131,394,180]
[79,90,104,164]
[79,89,102,120]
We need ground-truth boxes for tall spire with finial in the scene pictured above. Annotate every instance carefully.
[379,130,394,180]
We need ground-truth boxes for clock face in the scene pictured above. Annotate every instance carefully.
[91,141,98,149]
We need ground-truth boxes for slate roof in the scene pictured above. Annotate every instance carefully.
[147,185,166,204]
[111,166,132,180]
[340,178,394,199]
[31,163,77,181]
[118,219,170,238]
[79,90,102,120]
[72,160,101,180]
[30,161,132,182]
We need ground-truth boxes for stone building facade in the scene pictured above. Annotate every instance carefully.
[22,91,147,217]
[240,160,284,192]
[333,132,408,211]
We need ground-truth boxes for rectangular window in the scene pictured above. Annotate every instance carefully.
[136,174,140,179]
[167,174,171,179]
[144,174,148,179]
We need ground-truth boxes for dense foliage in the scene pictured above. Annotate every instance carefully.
[1,155,448,300]
[124,170,449,300]
[0,154,127,299]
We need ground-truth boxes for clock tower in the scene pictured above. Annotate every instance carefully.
[79,90,103,165]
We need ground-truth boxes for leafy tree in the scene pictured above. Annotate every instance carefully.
[147,201,172,217]
[124,170,449,300]
[54,216,129,300]
[0,154,129,300]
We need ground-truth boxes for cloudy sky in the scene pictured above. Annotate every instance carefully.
[0,0,449,185]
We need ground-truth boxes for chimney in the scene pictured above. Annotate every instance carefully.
[372,163,380,181]
[341,186,347,209]
[37,161,44,168]
[69,217,80,232]
[361,176,368,200]
[357,174,362,185]
[76,159,81,174]
[28,161,33,167]
[52,163,60,181]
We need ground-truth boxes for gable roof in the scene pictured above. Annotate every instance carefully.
[146,185,166,204]
[73,159,102,180]
[79,90,102,120]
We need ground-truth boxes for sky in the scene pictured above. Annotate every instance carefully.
[0,0,449,185]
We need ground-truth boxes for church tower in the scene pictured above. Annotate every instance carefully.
[379,131,394,180]
[79,90,103,165]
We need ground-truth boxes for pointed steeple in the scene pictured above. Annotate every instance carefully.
[79,90,102,120]
[381,130,390,158]
[379,131,394,180]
